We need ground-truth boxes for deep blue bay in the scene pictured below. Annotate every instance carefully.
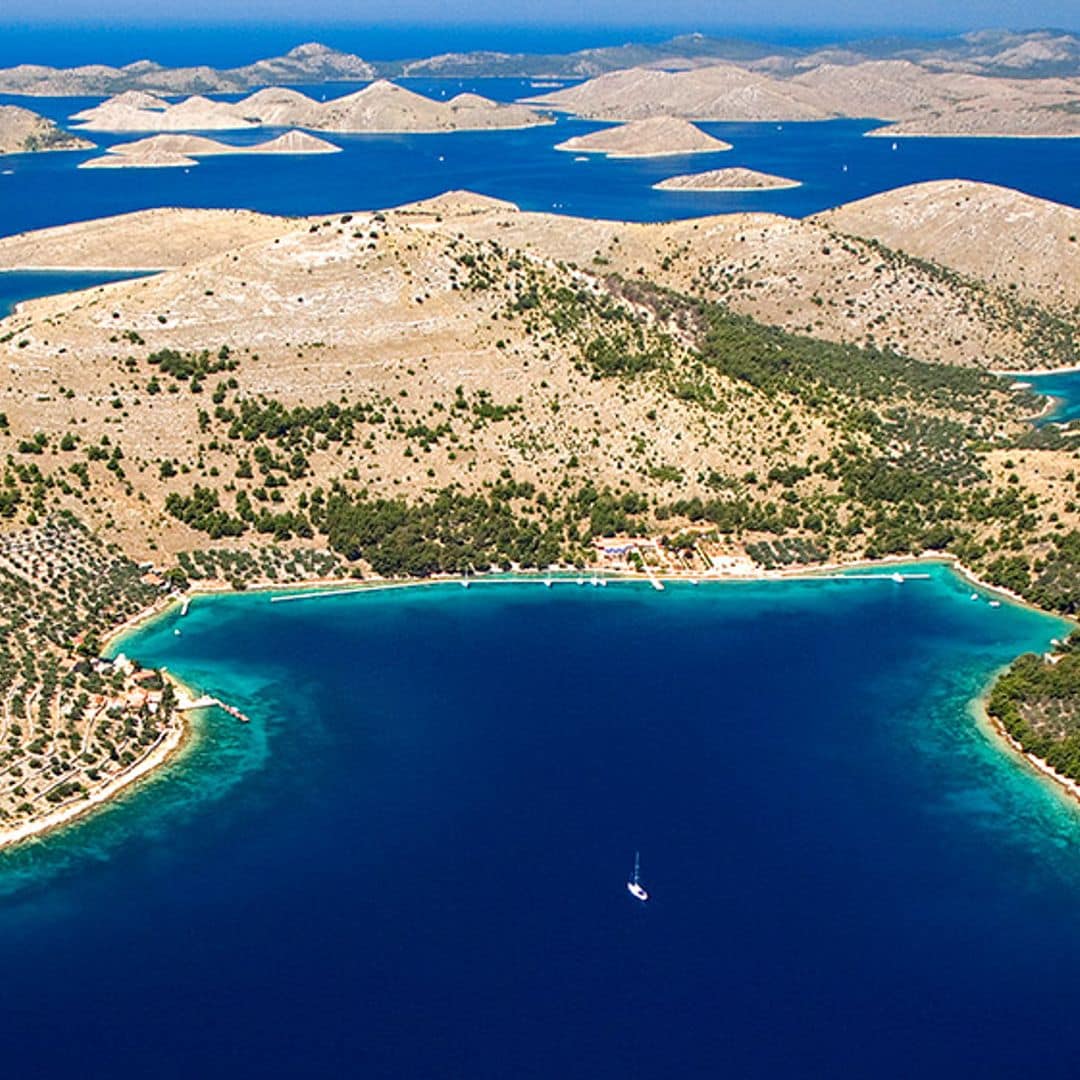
[2,567,1080,1077]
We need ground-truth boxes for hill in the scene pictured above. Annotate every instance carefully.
[78,131,341,168]
[654,167,800,191]
[70,82,551,135]
[817,180,1080,316]
[523,59,1080,137]
[0,105,93,154]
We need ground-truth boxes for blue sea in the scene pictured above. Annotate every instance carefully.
[1,567,1078,1077]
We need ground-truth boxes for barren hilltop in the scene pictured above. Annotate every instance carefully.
[0,105,93,155]
[817,180,1080,315]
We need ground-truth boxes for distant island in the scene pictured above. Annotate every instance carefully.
[0,105,93,155]
[79,131,341,169]
[524,59,1080,138]
[555,117,731,157]
[654,167,801,191]
[70,81,551,135]
[1,30,1079,98]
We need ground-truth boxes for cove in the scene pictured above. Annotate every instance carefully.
[1,566,1079,1077]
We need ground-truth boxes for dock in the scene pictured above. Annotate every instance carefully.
[176,694,250,723]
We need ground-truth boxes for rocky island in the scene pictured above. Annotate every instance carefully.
[79,131,341,169]
[555,116,731,157]
[654,167,801,191]
[71,81,551,135]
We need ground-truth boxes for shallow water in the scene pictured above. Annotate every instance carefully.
[2,568,1078,1077]
[0,269,153,317]
[1023,369,1080,426]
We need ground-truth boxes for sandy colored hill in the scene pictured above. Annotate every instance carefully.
[79,130,342,167]
[80,148,197,169]
[70,81,551,135]
[524,59,1080,137]
[2,181,1075,375]
[297,80,550,133]
[0,105,93,154]
[386,188,1077,372]
[654,167,800,191]
[555,117,731,157]
[817,179,1080,315]
[71,94,257,132]
[248,130,341,153]
[528,64,829,121]
[0,208,295,270]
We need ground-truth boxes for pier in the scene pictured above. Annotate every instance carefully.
[176,694,250,723]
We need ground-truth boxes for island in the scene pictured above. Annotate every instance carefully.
[555,116,731,157]
[0,177,1078,843]
[71,81,552,135]
[0,105,93,155]
[523,58,1080,138]
[654,167,801,191]
[79,131,341,169]
[2,30,1078,96]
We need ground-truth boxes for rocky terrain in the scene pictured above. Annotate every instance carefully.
[654,167,800,191]
[0,105,93,155]
[555,116,731,157]
[817,180,1080,317]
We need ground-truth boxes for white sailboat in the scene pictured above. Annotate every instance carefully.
[627,851,649,902]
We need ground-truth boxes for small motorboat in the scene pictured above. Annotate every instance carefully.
[627,851,649,903]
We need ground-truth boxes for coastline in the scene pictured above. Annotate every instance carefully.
[0,669,202,853]
[974,683,1080,812]
[4,550,1067,854]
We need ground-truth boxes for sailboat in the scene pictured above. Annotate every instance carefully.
[627,851,649,902]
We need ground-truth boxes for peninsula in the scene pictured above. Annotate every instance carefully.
[0,105,94,155]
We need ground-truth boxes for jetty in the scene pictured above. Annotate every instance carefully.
[176,693,250,723]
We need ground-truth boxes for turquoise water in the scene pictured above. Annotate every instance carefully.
[0,269,154,318]
[1022,369,1080,426]
[2,566,1078,1076]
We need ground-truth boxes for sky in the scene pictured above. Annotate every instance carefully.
[7,0,1079,31]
